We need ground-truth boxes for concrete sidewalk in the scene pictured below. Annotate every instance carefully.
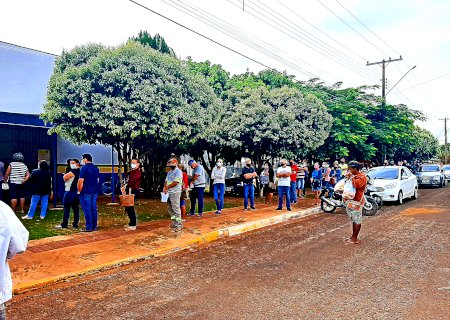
[11,198,321,294]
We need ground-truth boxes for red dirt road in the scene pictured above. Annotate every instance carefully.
[8,187,449,320]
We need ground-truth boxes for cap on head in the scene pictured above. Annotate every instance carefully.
[188,159,195,166]
[167,158,178,166]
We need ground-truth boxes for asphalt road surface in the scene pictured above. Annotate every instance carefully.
[9,187,449,320]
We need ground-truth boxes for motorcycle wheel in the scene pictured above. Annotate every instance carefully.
[373,194,383,208]
[363,197,379,216]
[321,199,336,213]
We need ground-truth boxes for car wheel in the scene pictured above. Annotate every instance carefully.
[397,191,404,205]
[411,187,418,200]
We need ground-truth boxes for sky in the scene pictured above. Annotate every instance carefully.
[0,0,449,143]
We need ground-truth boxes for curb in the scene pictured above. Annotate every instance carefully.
[13,206,322,294]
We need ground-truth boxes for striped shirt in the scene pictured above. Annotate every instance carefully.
[0,161,4,182]
[8,162,28,184]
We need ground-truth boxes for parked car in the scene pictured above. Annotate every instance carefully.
[366,166,418,204]
[443,164,450,182]
[416,164,446,187]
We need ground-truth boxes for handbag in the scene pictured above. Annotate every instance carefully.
[119,189,135,207]
[2,182,9,191]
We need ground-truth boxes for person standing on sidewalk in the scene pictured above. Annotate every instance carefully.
[178,163,189,221]
[164,158,183,231]
[188,160,206,217]
[0,200,29,320]
[56,159,80,229]
[78,154,100,232]
[276,159,292,211]
[260,161,275,205]
[211,159,226,214]
[22,161,52,220]
[121,159,142,231]
[344,161,367,245]
[311,163,322,205]
[241,158,257,211]
[289,159,298,205]
[296,162,306,199]
[4,152,30,213]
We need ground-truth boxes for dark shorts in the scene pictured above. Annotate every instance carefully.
[262,185,275,195]
[9,182,25,199]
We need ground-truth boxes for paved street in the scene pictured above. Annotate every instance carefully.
[8,187,449,320]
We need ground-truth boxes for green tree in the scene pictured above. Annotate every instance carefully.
[222,85,332,165]
[130,30,176,56]
[42,41,219,193]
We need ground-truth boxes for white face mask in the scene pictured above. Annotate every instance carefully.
[70,164,77,169]
[81,160,85,166]
[264,165,269,169]
[216,162,223,167]
[131,163,137,169]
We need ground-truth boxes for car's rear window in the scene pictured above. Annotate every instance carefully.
[367,168,398,180]
[419,165,440,172]
[443,165,450,170]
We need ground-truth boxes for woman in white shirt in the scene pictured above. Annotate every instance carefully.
[211,159,227,214]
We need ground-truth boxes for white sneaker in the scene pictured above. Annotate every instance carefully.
[21,215,32,220]
[124,226,137,231]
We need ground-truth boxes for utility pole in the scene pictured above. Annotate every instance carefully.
[366,56,403,103]
[440,118,448,164]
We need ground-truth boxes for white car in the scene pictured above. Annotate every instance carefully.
[443,164,450,182]
[367,166,418,204]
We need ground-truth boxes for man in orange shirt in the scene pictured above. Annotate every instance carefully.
[345,161,367,244]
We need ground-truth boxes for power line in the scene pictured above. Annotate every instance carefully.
[334,0,401,57]
[226,0,378,82]
[400,72,450,91]
[315,0,390,57]
[128,0,277,71]
[161,0,322,79]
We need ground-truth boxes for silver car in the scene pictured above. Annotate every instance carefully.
[416,164,446,187]
[443,165,450,182]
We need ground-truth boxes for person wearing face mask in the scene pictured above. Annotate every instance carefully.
[164,158,183,231]
[241,158,257,211]
[310,162,323,205]
[188,159,206,217]
[330,161,342,186]
[56,159,81,229]
[121,159,142,231]
[260,161,275,205]
[340,157,348,179]
[276,159,292,211]
[211,159,227,214]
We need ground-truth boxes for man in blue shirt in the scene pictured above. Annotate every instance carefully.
[77,154,100,232]
[188,159,206,217]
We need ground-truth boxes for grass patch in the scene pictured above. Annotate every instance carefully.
[16,195,248,240]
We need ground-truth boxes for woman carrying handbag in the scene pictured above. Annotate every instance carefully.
[121,159,142,231]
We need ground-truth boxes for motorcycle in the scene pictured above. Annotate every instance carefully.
[320,184,379,216]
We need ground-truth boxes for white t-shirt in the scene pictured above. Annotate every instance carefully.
[277,166,292,187]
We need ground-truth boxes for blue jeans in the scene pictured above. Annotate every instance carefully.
[27,194,49,218]
[213,183,225,211]
[290,181,297,203]
[278,186,291,209]
[189,187,205,214]
[243,183,255,208]
[62,191,80,228]
[296,178,305,190]
[80,193,98,231]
